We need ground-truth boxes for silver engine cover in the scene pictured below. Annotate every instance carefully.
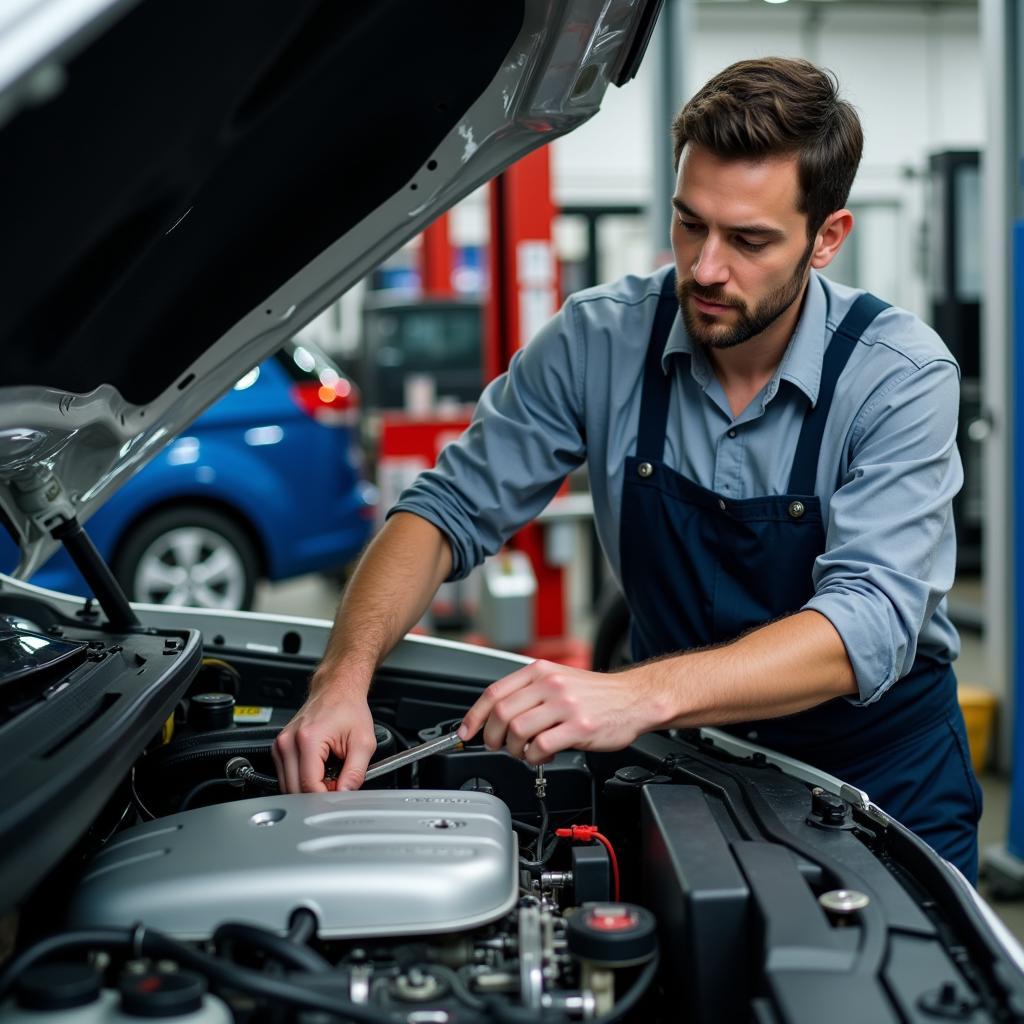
[68,790,518,940]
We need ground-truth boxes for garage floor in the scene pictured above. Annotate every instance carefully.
[254,572,1024,946]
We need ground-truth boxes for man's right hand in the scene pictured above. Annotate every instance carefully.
[272,686,377,793]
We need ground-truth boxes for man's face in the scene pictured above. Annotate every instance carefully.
[671,143,815,350]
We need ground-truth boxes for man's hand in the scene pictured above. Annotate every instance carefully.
[268,513,453,794]
[272,686,377,793]
[453,614,858,764]
[456,660,668,764]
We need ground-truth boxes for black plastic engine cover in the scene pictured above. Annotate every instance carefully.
[416,748,591,821]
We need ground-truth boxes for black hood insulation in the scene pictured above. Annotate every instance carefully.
[0,0,524,405]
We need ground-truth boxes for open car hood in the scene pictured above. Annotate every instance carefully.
[0,0,660,577]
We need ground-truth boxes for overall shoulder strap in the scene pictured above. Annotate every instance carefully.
[635,269,680,462]
[787,293,891,494]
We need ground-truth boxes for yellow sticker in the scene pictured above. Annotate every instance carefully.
[233,705,273,724]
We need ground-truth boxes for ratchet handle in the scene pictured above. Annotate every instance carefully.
[363,730,464,782]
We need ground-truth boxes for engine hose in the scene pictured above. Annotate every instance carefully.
[138,743,278,804]
[593,949,660,1024]
[149,724,396,787]
[534,796,549,858]
[0,926,393,1024]
[409,963,486,1012]
[219,758,279,790]
[150,741,278,776]
[287,908,318,945]
[179,778,237,811]
[480,996,570,1023]
[519,795,558,871]
[136,744,278,812]
[213,921,331,973]
[170,726,282,751]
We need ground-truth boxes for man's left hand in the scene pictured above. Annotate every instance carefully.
[456,660,667,764]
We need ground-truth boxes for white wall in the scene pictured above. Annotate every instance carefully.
[366,4,983,319]
[552,2,983,317]
[550,43,657,208]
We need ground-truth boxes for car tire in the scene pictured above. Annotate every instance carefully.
[591,586,633,672]
[112,506,259,611]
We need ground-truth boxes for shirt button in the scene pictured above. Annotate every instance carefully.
[727,429,737,439]
[788,500,806,519]
[638,462,653,478]
[718,498,726,511]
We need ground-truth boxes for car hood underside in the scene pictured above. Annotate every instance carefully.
[0,0,657,575]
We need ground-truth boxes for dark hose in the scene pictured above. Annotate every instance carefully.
[179,778,236,811]
[595,949,660,1024]
[0,927,391,1023]
[286,908,318,945]
[213,921,331,973]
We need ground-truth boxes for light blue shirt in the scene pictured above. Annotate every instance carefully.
[392,266,963,705]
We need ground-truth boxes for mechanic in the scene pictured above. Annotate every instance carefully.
[274,57,981,881]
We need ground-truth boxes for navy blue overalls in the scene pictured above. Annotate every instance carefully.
[620,271,983,881]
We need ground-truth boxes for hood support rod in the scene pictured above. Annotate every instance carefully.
[51,517,140,632]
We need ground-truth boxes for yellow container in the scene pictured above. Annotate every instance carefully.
[958,683,997,775]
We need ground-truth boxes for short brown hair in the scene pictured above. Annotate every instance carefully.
[671,57,863,237]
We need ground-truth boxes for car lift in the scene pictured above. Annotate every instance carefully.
[482,147,590,666]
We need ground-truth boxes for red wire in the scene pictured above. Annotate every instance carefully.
[555,825,621,901]
[591,831,621,902]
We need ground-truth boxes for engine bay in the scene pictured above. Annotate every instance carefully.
[2,588,1024,1023]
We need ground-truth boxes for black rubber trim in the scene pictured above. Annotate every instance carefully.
[613,0,664,86]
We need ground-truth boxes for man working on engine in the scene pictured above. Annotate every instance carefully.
[273,58,981,880]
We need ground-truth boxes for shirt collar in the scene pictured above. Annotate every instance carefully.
[660,269,829,408]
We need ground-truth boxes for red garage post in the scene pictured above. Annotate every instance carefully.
[419,213,454,297]
[485,147,584,662]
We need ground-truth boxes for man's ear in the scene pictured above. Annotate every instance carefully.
[810,209,854,270]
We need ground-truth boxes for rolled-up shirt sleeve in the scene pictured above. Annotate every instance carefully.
[388,302,588,580]
[804,357,963,705]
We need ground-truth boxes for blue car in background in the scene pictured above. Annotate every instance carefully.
[0,340,375,610]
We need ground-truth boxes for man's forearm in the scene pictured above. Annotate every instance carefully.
[311,512,453,693]
[636,610,859,730]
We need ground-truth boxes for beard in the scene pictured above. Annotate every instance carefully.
[677,240,814,350]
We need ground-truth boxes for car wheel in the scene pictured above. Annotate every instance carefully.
[591,586,633,672]
[113,506,259,611]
